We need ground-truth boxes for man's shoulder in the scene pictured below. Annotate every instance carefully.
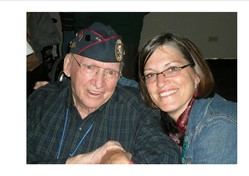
[28,80,70,103]
[113,84,146,107]
[116,83,140,97]
[111,84,159,116]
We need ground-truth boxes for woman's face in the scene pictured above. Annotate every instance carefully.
[144,45,200,121]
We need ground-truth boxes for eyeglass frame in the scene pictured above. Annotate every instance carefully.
[141,63,195,84]
[71,54,122,79]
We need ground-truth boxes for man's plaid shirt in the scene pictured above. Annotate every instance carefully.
[27,79,180,164]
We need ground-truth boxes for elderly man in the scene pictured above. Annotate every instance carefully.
[27,22,181,164]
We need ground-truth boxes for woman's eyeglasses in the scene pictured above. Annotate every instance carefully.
[142,63,195,84]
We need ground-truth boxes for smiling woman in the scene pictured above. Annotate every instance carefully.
[138,32,237,164]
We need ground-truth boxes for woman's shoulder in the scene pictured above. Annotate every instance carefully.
[189,94,237,128]
[206,94,237,121]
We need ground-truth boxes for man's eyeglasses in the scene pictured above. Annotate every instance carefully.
[72,54,121,80]
[142,63,195,84]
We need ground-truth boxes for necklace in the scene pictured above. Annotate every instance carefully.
[56,108,94,159]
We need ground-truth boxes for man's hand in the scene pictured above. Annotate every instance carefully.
[100,149,132,164]
[66,140,132,164]
[33,81,49,90]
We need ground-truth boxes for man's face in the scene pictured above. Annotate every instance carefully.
[64,54,121,114]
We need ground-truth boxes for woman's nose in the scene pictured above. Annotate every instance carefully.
[156,73,170,87]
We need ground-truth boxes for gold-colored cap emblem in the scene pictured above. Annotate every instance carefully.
[115,39,124,62]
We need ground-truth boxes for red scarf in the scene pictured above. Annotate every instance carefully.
[176,97,196,136]
[169,89,199,147]
[168,97,195,152]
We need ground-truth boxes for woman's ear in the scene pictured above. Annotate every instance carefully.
[63,54,72,77]
[194,75,200,89]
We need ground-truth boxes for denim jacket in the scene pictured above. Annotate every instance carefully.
[182,94,237,164]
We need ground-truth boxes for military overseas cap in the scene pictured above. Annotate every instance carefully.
[69,22,124,62]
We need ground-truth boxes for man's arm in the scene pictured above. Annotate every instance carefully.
[100,149,132,164]
[132,109,181,164]
[28,140,131,164]
[66,141,132,164]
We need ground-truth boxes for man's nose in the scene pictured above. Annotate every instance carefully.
[93,69,105,88]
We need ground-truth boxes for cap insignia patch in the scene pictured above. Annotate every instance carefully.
[115,39,123,62]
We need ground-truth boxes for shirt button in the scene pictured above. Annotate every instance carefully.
[79,127,82,131]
